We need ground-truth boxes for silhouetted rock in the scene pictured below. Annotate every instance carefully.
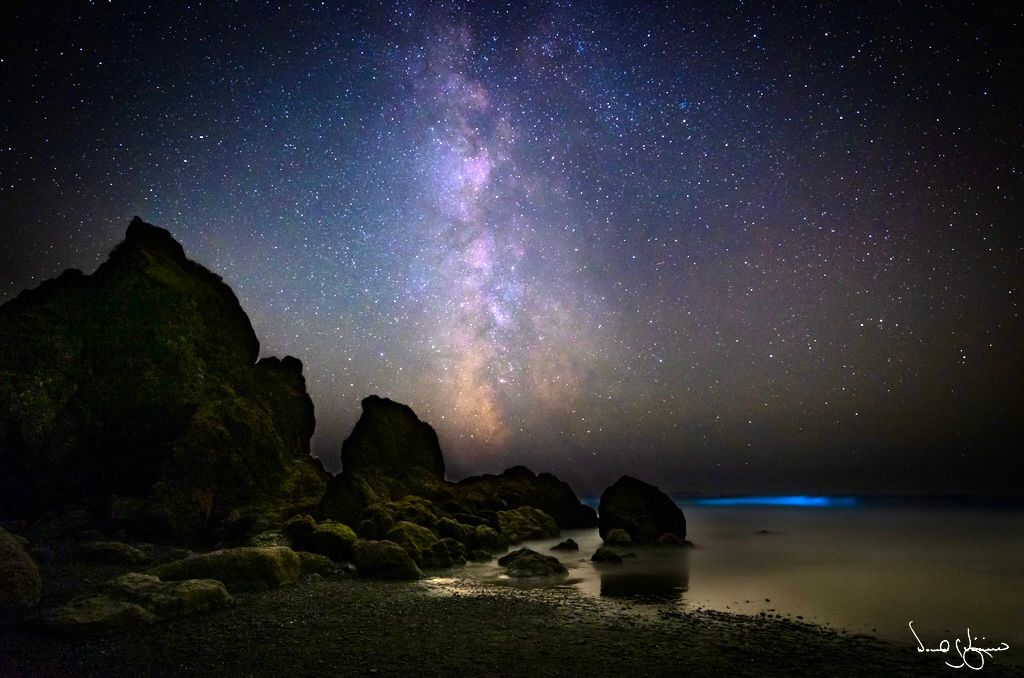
[457,465,598,529]
[340,395,445,478]
[604,528,632,546]
[1,528,41,608]
[0,218,329,540]
[598,476,687,545]
[497,547,568,578]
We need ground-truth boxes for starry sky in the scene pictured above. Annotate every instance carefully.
[2,2,1021,496]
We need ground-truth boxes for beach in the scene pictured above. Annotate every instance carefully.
[0,557,950,677]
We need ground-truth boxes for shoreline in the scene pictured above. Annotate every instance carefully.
[1,561,963,677]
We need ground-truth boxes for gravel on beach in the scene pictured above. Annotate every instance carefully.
[0,558,971,677]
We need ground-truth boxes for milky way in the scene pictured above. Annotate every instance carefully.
[2,2,1021,494]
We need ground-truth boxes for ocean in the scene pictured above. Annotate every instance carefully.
[442,497,1024,651]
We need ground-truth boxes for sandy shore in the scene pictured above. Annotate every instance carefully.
[1,557,976,677]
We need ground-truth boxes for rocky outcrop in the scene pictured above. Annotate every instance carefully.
[457,466,597,529]
[0,217,328,540]
[1,527,41,608]
[495,506,560,544]
[27,573,231,632]
[497,548,568,578]
[149,546,301,592]
[598,476,686,545]
[340,395,445,479]
[74,541,148,565]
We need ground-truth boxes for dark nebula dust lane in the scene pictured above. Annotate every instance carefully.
[1,2,1021,495]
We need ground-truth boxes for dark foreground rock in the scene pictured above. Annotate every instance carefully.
[591,545,624,564]
[74,541,149,566]
[27,573,232,632]
[0,217,328,540]
[352,539,422,580]
[0,528,41,608]
[551,538,579,551]
[497,548,568,578]
[149,546,301,592]
[598,476,687,544]
[457,466,598,528]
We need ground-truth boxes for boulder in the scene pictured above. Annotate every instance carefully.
[0,217,329,539]
[384,521,439,564]
[1,527,41,608]
[655,533,692,548]
[550,538,579,552]
[297,551,337,576]
[338,395,444,479]
[497,548,568,578]
[308,521,358,562]
[74,541,148,565]
[496,506,560,543]
[457,466,598,529]
[469,524,509,554]
[591,545,624,564]
[604,528,632,546]
[352,540,421,580]
[282,514,317,548]
[27,573,231,632]
[149,546,300,592]
[597,476,686,544]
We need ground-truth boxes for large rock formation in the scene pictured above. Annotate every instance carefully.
[341,395,445,479]
[597,476,687,544]
[0,217,328,539]
[457,466,598,528]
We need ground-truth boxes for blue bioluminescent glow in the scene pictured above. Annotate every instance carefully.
[688,496,860,508]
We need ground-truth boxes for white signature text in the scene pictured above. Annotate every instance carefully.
[909,621,1010,670]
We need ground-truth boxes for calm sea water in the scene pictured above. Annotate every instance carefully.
[441,498,1024,651]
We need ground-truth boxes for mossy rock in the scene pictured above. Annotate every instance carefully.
[432,517,474,544]
[356,504,397,540]
[297,551,337,576]
[495,506,559,544]
[308,521,357,562]
[466,549,493,562]
[282,514,317,549]
[591,545,624,564]
[28,597,156,632]
[497,548,568,578]
[0,527,41,608]
[149,546,300,592]
[551,538,579,552]
[384,521,438,564]
[352,540,421,580]
[469,524,509,554]
[75,541,149,565]
[247,530,291,548]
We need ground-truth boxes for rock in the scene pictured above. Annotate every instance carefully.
[308,521,358,562]
[339,395,445,479]
[27,597,156,632]
[432,517,474,544]
[591,545,624,564]
[497,548,568,578]
[457,465,598,529]
[247,530,291,548]
[27,573,231,632]
[550,538,579,552]
[282,514,317,548]
[469,524,509,554]
[466,549,493,562]
[352,540,422,580]
[1,527,41,608]
[0,218,329,539]
[149,546,301,592]
[604,528,632,546]
[597,476,687,545]
[384,521,439,565]
[496,506,560,543]
[655,533,692,548]
[297,551,337,576]
[74,541,149,565]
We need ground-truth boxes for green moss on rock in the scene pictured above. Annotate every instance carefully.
[149,546,300,592]
[352,539,421,580]
[308,521,357,562]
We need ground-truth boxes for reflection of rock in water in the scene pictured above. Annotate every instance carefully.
[597,552,690,604]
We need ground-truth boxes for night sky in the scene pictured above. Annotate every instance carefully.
[2,2,1021,496]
